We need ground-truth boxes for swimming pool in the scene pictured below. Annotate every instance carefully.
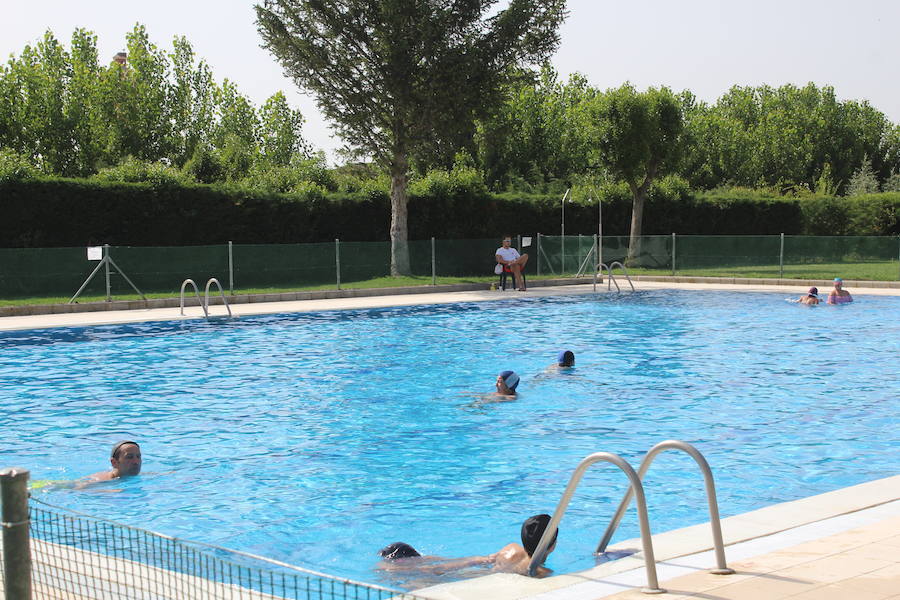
[2,290,898,590]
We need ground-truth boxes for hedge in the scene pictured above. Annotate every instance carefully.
[1,178,898,248]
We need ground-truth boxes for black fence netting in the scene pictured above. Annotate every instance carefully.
[6,499,425,600]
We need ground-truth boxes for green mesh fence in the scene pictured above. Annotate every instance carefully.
[0,236,897,301]
[232,243,335,290]
[8,498,425,600]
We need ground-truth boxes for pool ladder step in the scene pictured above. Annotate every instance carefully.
[180,278,233,319]
[528,440,734,594]
[594,261,635,292]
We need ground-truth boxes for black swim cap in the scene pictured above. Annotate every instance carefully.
[379,542,420,560]
[521,514,557,557]
[111,440,139,459]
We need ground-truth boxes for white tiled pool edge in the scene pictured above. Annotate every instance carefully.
[3,280,900,332]
[413,475,900,599]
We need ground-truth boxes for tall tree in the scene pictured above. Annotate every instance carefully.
[593,84,683,261]
[255,0,567,275]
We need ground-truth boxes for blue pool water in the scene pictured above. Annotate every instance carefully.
[2,290,898,589]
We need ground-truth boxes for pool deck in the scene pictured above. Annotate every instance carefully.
[2,277,900,332]
[4,278,899,599]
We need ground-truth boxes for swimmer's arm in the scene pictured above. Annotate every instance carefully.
[426,553,496,573]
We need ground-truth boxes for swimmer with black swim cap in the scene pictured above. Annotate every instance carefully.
[377,514,557,577]
[86,440,142,482]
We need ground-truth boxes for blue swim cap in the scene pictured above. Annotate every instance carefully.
[499,370,520,391]
[834,277,843,283]
[557,350,575,366]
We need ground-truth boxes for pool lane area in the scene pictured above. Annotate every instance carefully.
[3,279,899,599]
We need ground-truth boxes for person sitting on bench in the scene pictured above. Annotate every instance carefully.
[495,236,529,291]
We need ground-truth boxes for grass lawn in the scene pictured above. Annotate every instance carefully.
[0,275,496,307]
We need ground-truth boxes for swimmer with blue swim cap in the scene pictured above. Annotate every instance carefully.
[557,350,575,367]
[496,370,520,396]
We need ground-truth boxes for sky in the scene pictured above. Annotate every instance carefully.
[4,0,900,164]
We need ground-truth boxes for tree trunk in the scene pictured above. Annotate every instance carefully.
[626,183,646,266]
[389,150,410,276]
[626,161,658,266]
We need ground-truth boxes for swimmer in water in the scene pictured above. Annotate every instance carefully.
[378,514,558,578]
[827,278,853,304]
[86,440,142,482]
[555,350,575,368]
[796,287,820,305]
[495,370,520,397]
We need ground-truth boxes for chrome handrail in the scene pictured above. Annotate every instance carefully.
[596,440,734,575]
[528,452,665,594]
[179,279,207,317]
[204,278,232,318]
[608,261,635,291]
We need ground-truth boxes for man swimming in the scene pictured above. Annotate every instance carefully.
[87,440,142,482]
[378,514,558,577]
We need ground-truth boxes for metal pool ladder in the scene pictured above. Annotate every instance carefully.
[594,261,635,292]
[527,440,734,594]
[180,278,233,319]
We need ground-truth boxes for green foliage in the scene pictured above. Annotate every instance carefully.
[846,155,881,196]
[3,178,898,251]
[0,24,309,179]
[242,155,337,194]
[0,149,41,182]
[681,84,894,192]
[477,66,598,189]
[93,156,195,187]
[255,0,568,273]
[183,145,224,184]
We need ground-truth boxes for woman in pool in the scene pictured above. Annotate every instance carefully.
[796,287,820,305]
[827,278,853,304]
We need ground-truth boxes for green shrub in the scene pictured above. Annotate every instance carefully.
[0,149,41,183]
[93,157,195,187]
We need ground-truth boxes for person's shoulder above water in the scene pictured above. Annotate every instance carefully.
[86,440,142,482]
[826,277,853,304]
[796,287,820,305]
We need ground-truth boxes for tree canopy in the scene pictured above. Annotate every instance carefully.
[255,0,568,274]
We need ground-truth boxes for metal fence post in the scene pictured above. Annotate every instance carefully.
[779,233,785,279]
[228,241,234,295]
[671,233,676,276]
[593,234,598,292]
[1,467,32,600]
[897,237,899,281]
[335,239,341,290]
[431,237,436,286]
[104,244,111,302]
[536,233,541,277]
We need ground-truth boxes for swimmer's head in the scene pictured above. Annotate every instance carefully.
[557,350,575,367]
[833,277,843,286]
[379,542,420,560]
[807,287,818,297]
[521,513,557,557]
[110,440,141,477]
[497,370,520,393]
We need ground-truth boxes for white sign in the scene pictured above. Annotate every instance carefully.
[522,237,532,247]
[87,246,103,261]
